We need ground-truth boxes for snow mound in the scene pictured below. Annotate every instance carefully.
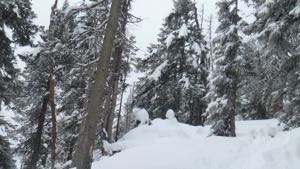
[93,119,300,169]
[165,109,175,120]
[133,108,149,125]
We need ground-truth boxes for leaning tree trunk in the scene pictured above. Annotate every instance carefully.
[101,45,124,143]
[72,0,122,168]
[24,92,49,169]
[102,0,131,144]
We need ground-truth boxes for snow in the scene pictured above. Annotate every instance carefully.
[148,60,168,81]
[178,24,188,38]
[92,118,300,169]
[133,108,149,125]
[192,42,204,55]
[290,4,300,17]
[165,33,175,48]
[165,109,175,120]
[179,73,190,89]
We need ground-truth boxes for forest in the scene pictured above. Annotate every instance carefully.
[0,0,300,169]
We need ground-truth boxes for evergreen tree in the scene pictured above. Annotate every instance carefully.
[134,0,208,125]
[16,48,51,169]
[0,1,36,168]
[16,1,66,168]
[0,0,36,105]
[245,0,300,128]
[237,40,269,120]
[206,0,241,137]
[247,0,299,117]
[277,1,300,129]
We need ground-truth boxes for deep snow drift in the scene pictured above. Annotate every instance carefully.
[92,118,300,169]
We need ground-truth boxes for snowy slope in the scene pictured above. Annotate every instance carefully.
[92,118,300,169]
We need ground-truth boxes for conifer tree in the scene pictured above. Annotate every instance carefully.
[134,0,208,125]
[206,0,241,137]
[246,0,300,128]
[0,1,36,168]
[16,1,66,168]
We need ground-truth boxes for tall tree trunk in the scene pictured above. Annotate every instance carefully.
[102,40,125,143]
[227,0,239,137]
[49,56,57,169]
[48,1,59,168]
[115,68,128,141]
[73,0,122,168]
[104,0,131,144]
[25,93,49,169]
[208,14,213,71]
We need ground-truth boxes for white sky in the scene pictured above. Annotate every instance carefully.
[31,0,218,57]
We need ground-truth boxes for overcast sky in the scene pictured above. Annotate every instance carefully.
[31,0,218,57]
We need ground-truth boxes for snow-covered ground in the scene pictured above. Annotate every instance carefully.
[92,116,300,169]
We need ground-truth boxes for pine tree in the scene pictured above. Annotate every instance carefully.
[134,0,208,125]
[16,1,66,168]
[0,0,36,105]
[0,1,36,168]
[237,40,269,120]
[206,0,241,137]
[276,1,300,129]
[246,0,300,128]
[247,0,299,117]
[16,47,51,169]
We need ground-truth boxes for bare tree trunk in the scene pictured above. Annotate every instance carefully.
[48,1,59,168]
[102,41,125,143]
[25,93,49,169]
[73,0,122,168]
[208,14,213,71]
[125,83,135,132]
[227,0,239,137]
[49,56,57,169]
[115,68,128,141]
[106,0,131,143]
[200,4,204,31]
[101,46,122,144]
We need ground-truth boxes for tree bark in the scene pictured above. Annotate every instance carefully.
[48,1,59,168]
[103,0,131,144]
[49,56,57,169]
[115,69,128,141]
[25,93,49,169]
[208,14,213,71]
[73,0,122,168]
[227,0,239,137]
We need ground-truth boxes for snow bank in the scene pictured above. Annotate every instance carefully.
[93,119,300,169]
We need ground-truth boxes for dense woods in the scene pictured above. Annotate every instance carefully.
[0,0,300,169]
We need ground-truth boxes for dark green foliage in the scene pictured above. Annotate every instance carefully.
[206,0,240,137]
[0,0,36,107]
[135,0,208,125]
[243,0,300,128]
[0,1,36,168]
